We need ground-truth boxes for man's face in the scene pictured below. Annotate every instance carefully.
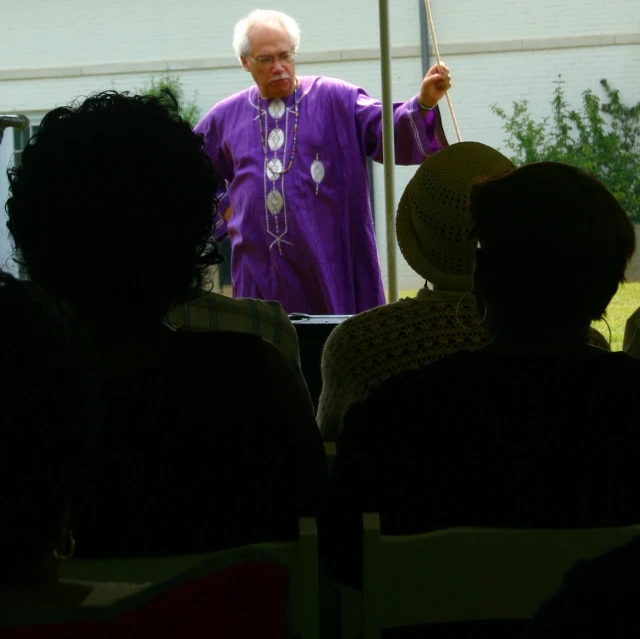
[241,24,297,100]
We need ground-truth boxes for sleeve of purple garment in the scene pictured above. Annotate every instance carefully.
[194,113,231,242]
[354,89,449,165]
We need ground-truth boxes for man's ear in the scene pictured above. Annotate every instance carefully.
[240,56,249,72]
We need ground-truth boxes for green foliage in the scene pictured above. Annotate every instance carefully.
[137,73,201,127]
[492,77,640,223]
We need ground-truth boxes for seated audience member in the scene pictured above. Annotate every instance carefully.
[5,90,326,557]
[522,535,640,638]
[623,305,640,357]
[327,162,640,589]
[319,143,612,441]
[0,279,290,631]
[0,272,146,610]
[317,142,512,440]
[168,282,306,393]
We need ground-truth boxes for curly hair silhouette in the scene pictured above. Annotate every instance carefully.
[7,90,222,329]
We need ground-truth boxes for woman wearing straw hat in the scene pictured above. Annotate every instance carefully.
[318,145,612,441]
[318,142,514,441]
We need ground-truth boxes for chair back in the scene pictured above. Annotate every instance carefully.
[361,512,640,638]
[61,517,318,639]
[75,330,300,558]
[324,441,337,475]
[4,548,290,638]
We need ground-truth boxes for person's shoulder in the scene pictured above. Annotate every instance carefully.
[325,303,395,344]
[341,350,474,444]
[362,349,474,404]
[303,75,361,97]
[189,290,289,321]
[596,350,640,376]
[176,325,261,343]
[233,295,297,333]
[223,293,287,315]
[321,307,390,381]
[594,351,640,392]
[334,298,429,331]
[179,292,299,355]
[607,350,640,365]
[323,299,440,359]
[626,305,640,326]
[565,535,640,589]
[524,535,640,637]
[176,322,264,353]
[260,334,291,368]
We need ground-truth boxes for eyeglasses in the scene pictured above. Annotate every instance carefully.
[248,52,297,68]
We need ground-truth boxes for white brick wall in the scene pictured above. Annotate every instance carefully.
[1,0,420,70]
[2,0,639,292]
[431,0,640,42]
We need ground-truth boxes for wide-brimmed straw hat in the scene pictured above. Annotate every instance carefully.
[396,141,514,291]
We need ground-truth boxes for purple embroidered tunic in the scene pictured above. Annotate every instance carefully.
[195,76,448,315]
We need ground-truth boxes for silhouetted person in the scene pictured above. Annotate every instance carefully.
[523,535,640,638]
[318,142,508,440]
[328,162,640,590]
[0,273,126,609]
[6,90,326,558]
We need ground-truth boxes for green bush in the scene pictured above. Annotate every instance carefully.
[137,73,201,128]
[492,77,640,223]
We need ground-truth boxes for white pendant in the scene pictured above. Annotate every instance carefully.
[268,99,285,119]
[267,189,284,215]
[311,157,325,185]
[268,127,284,151]
[266,158,283,181]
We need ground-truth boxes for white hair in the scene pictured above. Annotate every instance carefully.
[232,9,301,59]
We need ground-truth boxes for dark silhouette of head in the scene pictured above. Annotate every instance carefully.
[469,162,636,328]
[0,272,92,586]
[6,90,221,331]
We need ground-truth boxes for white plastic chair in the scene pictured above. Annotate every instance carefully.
[62,517,319,639]
[324,441,337,475]
[359,512,640,639]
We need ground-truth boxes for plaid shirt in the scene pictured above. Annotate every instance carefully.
[168,290,307,395]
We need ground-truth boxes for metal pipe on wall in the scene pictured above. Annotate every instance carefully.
[378,0,398,303]
[418,0,431,76]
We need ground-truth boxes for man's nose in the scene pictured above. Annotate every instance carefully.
[272,57,285,72]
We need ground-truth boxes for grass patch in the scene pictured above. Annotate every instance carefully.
[397,283,640,352]
[593,281,639,351]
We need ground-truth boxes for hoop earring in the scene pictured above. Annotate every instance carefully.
[600,316,612,349]
[53,531,76,562]
[164,312,183,331]
[455,292,486,330]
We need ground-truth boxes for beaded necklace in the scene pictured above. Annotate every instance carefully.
[257,83,299,176]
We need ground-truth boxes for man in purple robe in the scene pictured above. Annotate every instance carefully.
[195,9,451,315]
